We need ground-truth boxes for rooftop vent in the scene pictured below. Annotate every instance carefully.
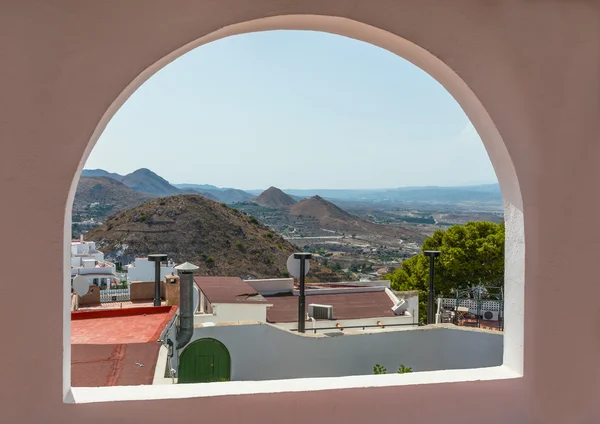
[392,299,407,315]
[308,304,333,320]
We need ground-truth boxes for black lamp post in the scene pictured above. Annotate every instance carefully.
[148,254,167,307]
[424,250,441,324]
[294,252,312,333]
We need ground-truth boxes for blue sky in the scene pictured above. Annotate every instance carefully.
[86,30,497,190]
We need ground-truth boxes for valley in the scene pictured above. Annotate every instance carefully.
[74,168,504,281]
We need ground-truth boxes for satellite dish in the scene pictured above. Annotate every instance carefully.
[73,275,89,296]
[286,254,310,278]
[192,284,200,313]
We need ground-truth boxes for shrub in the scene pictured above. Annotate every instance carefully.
[373,364,413,374]
[249,216,258,224]
[235,241,244,251]
[265,231,273,238]
[373,364,387,375]
[397,364,413,374]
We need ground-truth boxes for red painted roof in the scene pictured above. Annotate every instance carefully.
[71,343,161,387]
[194,276,267,304]
[71,306,176,343]
[265,290,396,323]
[71,306,176,387]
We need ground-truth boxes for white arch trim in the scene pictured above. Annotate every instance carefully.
[65,15,524,403]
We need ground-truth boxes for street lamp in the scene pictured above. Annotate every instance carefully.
[148,254,167,307]
[423,250,441,324]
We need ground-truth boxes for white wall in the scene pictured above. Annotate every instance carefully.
[194,303,269,324]
[275,314,417,333]
[186,324,502,381]
[127,258,174,282]
[393,291,420,323]
[244,278,294,295]
[154,310,180,384]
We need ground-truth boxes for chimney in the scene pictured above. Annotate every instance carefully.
[174,262,199,349]
[148,254,168,307]
[164,273,180,306]
[80,234,84,243]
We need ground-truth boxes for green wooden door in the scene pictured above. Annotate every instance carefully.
[178,338,231,384]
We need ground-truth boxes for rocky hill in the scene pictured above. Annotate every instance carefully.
[74,176,155,216]
[253,186,297,208]
[85,194,339,280]
[288,196,424,243]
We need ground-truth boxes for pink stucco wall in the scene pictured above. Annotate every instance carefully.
[1,1,599,423]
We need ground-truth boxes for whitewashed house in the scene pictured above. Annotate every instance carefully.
[70,236,116,287]
[127,257,175,283]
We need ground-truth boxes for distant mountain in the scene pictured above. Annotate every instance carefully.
[81,169,124,181]
[73,176,155,216]
[199,188,254,203]
[195,191,220,201]
[173,183,253,203]
[288,196,424,243]
[174,183,221,191]
[82,168,182,196]
[86,194,338,281]
[253,187,297,208]
[79,168,256,206]
[119,168,182,196]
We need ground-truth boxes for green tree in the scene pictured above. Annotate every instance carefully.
[385,221,505,322]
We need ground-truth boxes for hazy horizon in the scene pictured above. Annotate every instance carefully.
[84,166,499,192]
[85,30,498,190]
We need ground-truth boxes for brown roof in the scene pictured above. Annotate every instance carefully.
[194,276,267,304]
[265,290,396,323]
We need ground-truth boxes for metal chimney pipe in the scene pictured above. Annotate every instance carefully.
[294,252,312,333]
[424,250,441,324]
[175,262,199,349]
[148,254,167,307]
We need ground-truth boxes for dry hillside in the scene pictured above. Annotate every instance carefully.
[288,196,424,243]
[86,194,340,280]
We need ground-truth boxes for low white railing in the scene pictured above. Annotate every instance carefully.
[439,298,501,314]
[100,288,130,302]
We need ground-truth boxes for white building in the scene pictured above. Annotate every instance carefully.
[70,236,116,287]
[127,257,175,283]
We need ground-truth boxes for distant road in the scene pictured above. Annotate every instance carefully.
[283,236,345,240]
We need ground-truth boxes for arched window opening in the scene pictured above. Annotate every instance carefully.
[65,21,523,402]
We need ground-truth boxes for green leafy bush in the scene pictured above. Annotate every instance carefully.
[373,364,387,374]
